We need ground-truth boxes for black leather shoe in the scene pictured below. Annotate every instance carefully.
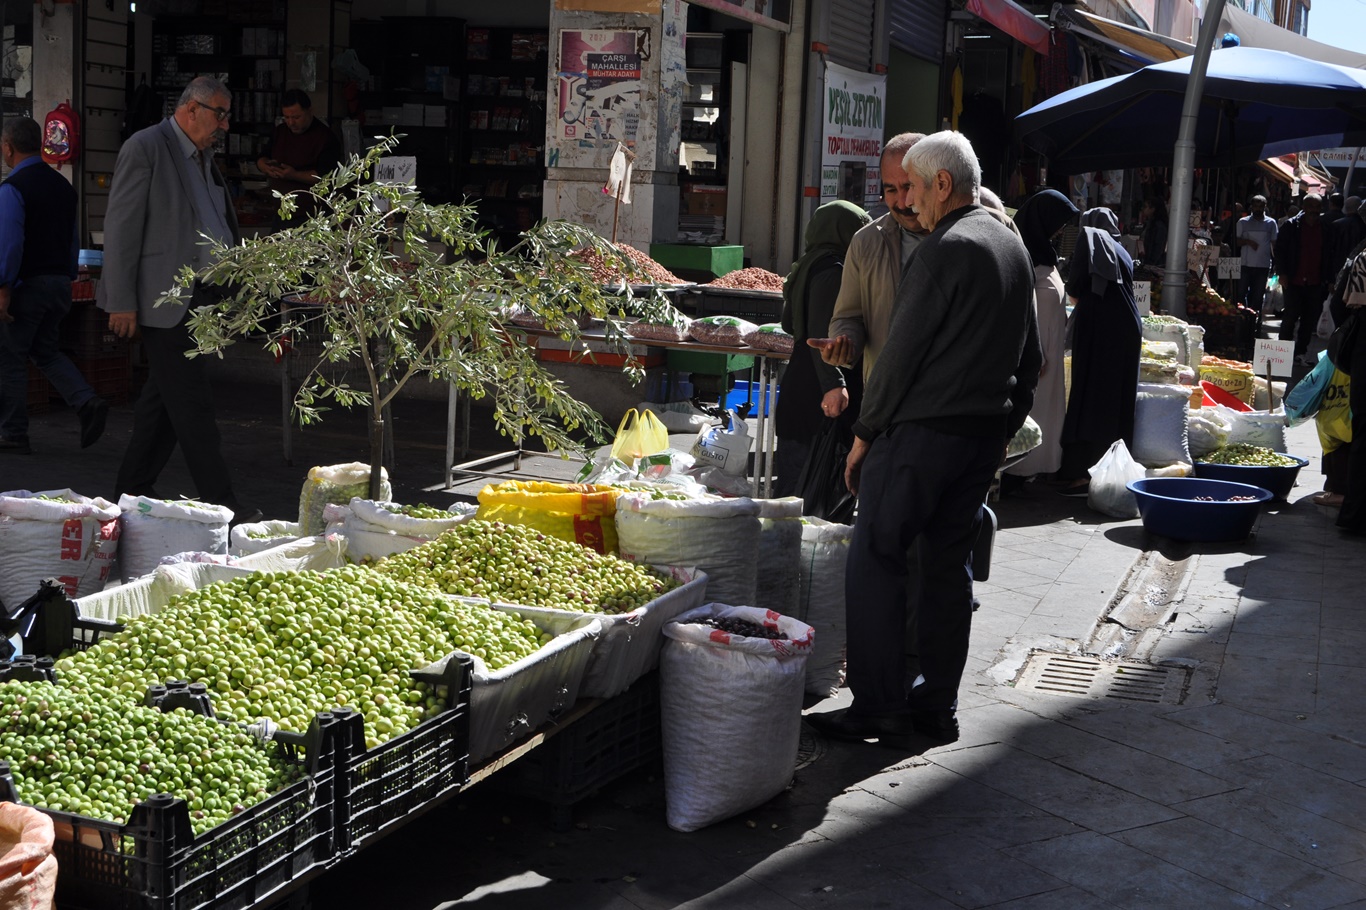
[805,708,917,744]
[911,708,960,744]
[0,436,31,454]
[78,397,109,449]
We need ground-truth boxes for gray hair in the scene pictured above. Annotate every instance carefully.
[1,117,41,154]
[882,132,924,170]
[903,131,980,201]
[177,75,229,108]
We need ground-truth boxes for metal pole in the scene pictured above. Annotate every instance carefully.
[1162,0,1229,320]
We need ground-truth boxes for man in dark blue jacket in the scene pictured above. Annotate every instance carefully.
[806,131,1041,746]
[0,117,106,453]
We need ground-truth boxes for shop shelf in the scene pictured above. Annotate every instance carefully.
[498,671,662,830]
[0,694,344,910]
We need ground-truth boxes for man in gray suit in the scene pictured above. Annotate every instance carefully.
[99,76,255,518]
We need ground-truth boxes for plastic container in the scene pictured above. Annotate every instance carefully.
[721,380,777,416]
[1200,379,1253,412]
[1193,455,1308,500]
[1127,477,1272,542]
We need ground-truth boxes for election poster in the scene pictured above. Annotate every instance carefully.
[556,29,646,146]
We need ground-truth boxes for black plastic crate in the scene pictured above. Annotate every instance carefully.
[0,703,345,910]
[61,301,128,357]
[499,671,660,826]
[1,579,123,659]
[336,654,474,854]
[684,287,784,323]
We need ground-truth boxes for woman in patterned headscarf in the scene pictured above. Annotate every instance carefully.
[1056,207,1141,495]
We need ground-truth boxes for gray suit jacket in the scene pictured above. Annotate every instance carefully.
[97,118,241,328]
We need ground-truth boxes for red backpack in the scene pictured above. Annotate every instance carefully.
[41,101,81,168]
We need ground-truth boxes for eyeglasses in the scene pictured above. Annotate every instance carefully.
[198,102,231,122]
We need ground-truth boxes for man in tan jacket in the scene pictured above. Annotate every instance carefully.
[820,132,927,399]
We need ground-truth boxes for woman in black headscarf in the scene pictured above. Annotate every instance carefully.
[1002,190,1079,491]
[1056,207,1141,494]
[774,200,870,497]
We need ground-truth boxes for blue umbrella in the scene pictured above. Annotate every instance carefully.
[1016,46,1366,174]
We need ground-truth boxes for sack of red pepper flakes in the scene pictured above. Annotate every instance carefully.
[0,489,119,609]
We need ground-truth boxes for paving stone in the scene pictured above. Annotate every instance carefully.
[1319,627,1366,668]
[861,833,1070,909]
[1211,653,1320,715]
[1176,788,1366,869]
[1052,743,1235,804]
[1230,596,1321,637]
[1112,816,1365,909]
[1239,567,1325,602]
[980,886,1123,909]
[1321,602,1366,631]
[1055,703,1262,770]
[1003,830,1266,909]
[1226,628,1321,661]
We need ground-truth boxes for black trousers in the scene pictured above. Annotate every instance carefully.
[844,422,1000,716]
[115,318,237,506]
[1280,283,1327,356]
[1338,313,1366,532]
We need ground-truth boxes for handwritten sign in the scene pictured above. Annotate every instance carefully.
[1217,257,1242,280]
[374,156,417,185]
[1134,281,1152,315]
[1254,338,1295,378]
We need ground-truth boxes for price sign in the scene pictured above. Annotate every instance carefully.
[374,156,417,185]
[1254,338,1295,378]
[1134,281,1152,315]
[1217,257,1242,280]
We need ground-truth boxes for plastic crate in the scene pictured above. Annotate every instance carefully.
[74,352,133,405]
[26,363,51,414]
[337,654,474,853]
[687,287,784,323]
[71,277,98,301]
[1,579,123,659]
[499,672,661,828]
[0,700,344,910]
[62,301,128,357]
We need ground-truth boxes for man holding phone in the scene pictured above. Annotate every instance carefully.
[256,89,341,225]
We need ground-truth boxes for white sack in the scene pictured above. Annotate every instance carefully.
[0,490,119,608]
[117,495,232,583]
[229,520,303,557]
[1186,407,1233,458]
[1218,405,1289,452]
[325,499,470,563]
[615,493,761,606]
[298,463,390,536]
[1133,382,1193,467]
[754,497,803,617]
[660,604,814,832]
[797,518,853,698]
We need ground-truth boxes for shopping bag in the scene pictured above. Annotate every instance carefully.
[1315,366,1353,454]
[1086,439,1145,519]
[1284,353,1335,425]
[1316,301,1336,339]
[793,418,856,524]
[608,408,670,465]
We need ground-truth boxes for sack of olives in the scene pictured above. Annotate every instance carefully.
[329,499,468,563]
[0,489,119,608]
[298,463,389,536]
[117,495,233,583]
[229,519,304,557]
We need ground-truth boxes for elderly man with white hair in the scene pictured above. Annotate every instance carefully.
[805,131,1041,746]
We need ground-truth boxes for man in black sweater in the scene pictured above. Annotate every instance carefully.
[806,130,1041,746]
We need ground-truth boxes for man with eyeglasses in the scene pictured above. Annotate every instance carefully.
[98,75,259,522]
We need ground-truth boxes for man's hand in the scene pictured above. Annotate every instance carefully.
[844,435,870,497]
[820,387,848,419]
[807,335,854,367]
[0,287,11,324]
[109,311,138,339]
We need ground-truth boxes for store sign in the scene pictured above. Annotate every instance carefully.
[1308,148,1364,165]
[555,30,646,148]
[821,62,886,208]
[1254,339,1295,378]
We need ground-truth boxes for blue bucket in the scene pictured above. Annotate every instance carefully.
[1127,477,1272,542]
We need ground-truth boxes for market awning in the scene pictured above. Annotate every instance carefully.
[1219,5,1366,70]
[966,0,1051,55]
[1257,155,1332,193]
[1052,8,1192,65]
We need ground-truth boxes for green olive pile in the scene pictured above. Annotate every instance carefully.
[375,520,678,614]
[56,567,549,749]
[394,503,452,520]
[1199,444,1298,467]
[0,679,301,834]
[242,528,292,540]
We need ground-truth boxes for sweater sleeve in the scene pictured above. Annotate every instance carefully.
[807,267,848,393]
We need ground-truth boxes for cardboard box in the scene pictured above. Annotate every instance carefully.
[682,187,727,216]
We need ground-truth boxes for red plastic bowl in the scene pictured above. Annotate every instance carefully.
[1199,380,1252,412]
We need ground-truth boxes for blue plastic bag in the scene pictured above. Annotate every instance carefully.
[1285,351,1334,426]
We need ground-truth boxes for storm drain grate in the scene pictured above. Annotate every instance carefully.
[1015,653,1188,705]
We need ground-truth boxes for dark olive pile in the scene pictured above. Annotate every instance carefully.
[690,617,784,640]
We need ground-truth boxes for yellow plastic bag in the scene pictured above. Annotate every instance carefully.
[476,481,624,554]
[609,408,670,465]
[1316,367,1353,454]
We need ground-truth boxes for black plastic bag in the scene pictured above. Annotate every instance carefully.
[794,418,856,524]
[1328,309,1361,376]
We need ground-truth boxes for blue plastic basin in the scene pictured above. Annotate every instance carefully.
[1192,455,1308,500]
[1127,477,1273,542]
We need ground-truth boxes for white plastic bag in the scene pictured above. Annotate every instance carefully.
[660,604,814,832]
[1316,303,1335,339]
[117,495,232,583]
[1087,440,1146,519]
[797,518,853,698]
[0,490,119,608]
[615,493,761,606]
[691,411,753,477]
[229,520,303,556]
[754,498,803,617]
[1133,383,1193,467]
[1186,407,1234,458]
[298,463,390,536]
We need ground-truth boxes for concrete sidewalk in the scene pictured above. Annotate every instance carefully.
[8,386,1366,909]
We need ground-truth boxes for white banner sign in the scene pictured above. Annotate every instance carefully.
[1134,281,1152,315]
[821,61,886,208]
[1308,147,1365,165]
[1254,339,1296,378]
